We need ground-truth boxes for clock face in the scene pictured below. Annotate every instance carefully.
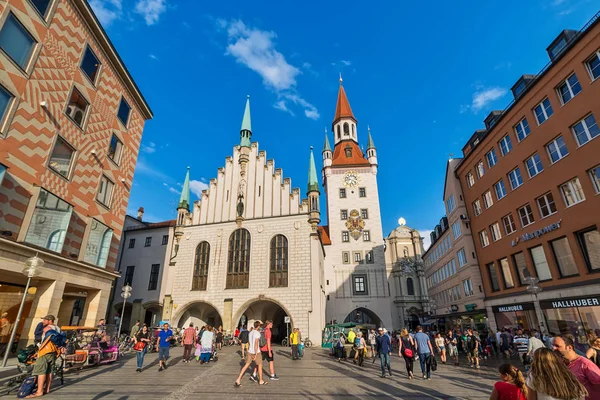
[343,171,360,188]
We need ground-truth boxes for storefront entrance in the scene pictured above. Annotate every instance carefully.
[492,303,539,331]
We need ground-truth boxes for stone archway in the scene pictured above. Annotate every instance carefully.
[173,301,223,329]
[234,298,293,345]
[343,307,382,328]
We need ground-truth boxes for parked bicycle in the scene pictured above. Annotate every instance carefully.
[224,335,240,346]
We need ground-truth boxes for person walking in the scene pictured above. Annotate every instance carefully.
[239,325,250,359]
[446,330,459,366]
[297,328,304,358]
[157,323,173,372]
[554,335,600,399]
[489,363,527,400]
[499,328,511,359]
[414,325,434,380]
[235,321,267,387]
[335,334,346,362]
[376,327,392,378]
[290,328,300,360]
[587,337,600,369]
[347,328,356,363]
[133,325,150,372]
[26,324,61,398]
[513,329,529,364]
[527,329,545,361]
[435,333,446,364]
[466,329,481,369]
[182,322,196,363]
[130,320,141,338]
[368,329,377,358]
[356,332,366,367]
[199,325,214,364]
[215,326,223,351]
[398,328,415,379]
[260,320,279,380]
[525,347,587,400]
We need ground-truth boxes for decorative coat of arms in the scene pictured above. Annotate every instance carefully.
[346,209,365,240]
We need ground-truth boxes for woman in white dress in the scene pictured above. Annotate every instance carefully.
[199,325,214,364]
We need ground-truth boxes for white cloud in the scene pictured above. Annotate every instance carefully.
[134,0,167,25]
[418,229,433,251]
[222,20,318,120]
[190,180,209,198]
[149,54,159,60]
[141,142,157,154]
[134,159,171,182]
[168,186,180,194]
[89,0,122,26]
[340,60,351,66]
[471,87,507,112]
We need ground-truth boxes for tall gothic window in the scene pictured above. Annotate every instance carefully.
[336,125,341,139]
[407,277,415,296]
[343,122,350,135]
[269,234,288,287]
[227,228,251,289]
[192,241,210,290]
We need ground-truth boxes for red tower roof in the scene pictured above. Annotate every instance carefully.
[333,84,356,124]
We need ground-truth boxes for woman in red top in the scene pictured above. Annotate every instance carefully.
[489,363,527,400]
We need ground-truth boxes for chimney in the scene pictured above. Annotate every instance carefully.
[137,207,144,221]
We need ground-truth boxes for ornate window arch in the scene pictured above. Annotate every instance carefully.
[406,277,415,296]
[269,234,288,287]
[193,241,210,290]
[227,228,251,288]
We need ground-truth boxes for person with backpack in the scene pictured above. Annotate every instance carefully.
[235,321,267,387]
[260,320,279,380]
[466,329,481,369]
[26,324,63,398]
[352,330,362,364]
[239,325,249,359]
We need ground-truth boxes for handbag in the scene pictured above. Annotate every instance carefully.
[430,355,438,371]
[403,348,413,358]
[133,341,146,352]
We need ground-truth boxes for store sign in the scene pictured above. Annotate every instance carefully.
[492,303,534,313]
[511,219,562,247]
[451,305,459,312]
[540,295,600,309]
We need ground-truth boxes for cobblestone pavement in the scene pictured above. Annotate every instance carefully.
[38,346,508,399]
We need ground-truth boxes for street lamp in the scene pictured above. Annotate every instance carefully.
[2,255,43,367]
[524,276,545,334]
[117,284,132,340]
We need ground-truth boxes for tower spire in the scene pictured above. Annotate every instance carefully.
[323,129,331,152]
[333,80,355,125]
[307,146,320,228]
[308,146,319,194]
[367,126,375,150]
[240,95,252,147]
[178,166,191,211]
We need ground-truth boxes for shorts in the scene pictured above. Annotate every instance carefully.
[241,343,249,350]
[438,346,446,351]
[468,348,479,358]
[246,352,262,365]
[158,346,170,360]
[33,353,55,376]
[448,345,458,357]
[261,350,274,362]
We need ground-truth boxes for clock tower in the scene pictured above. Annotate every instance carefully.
[322,78,392,329]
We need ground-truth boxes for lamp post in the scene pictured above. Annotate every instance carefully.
[2,255,43,367]
[524,276,545,334]
[117,284,132,340]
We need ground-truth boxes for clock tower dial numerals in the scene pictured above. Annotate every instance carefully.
[343,171,360,188]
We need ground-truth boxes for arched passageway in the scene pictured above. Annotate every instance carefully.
[235,299,292,345]
[176,301,223,329]
[343,307,382,328]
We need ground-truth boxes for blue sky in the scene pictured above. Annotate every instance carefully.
[93,0,598,248]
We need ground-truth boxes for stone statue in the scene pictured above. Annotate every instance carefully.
[236,194,244,217]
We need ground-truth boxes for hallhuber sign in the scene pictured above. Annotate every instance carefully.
[511,219,562,247]
[540,295,600,309]
[492,303,535,313]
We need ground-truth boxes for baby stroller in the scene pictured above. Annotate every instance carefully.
[210,349,218,362]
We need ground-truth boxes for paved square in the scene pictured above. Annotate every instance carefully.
[41,346,501,399]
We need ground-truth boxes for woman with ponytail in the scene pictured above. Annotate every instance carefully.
[526,347,587,400]
[489,363,527,400]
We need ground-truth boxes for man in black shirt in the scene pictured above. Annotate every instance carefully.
[239,325,250,359]
[34,315,54,343]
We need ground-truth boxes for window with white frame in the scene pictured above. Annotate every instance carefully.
[451,221,462,239]
[587,50,600,80]
[352,275,367,295]
[361,209,369,219]
[546,136,568,164]
[65,87,89,128]
[526,153,544,178]
[537,192,557,218]
[560,177,585,207]
[353,251,363,263]
[342,231,349,242]
[473,199,482,216]
[0,84,15,129]
[486,148,498,168]
[476,161,485,178]
[107,134,123,165]
[499,258,515,288]
[490,222,502,242]
[466,172,475,188]
[97,175,114,207]
[342,252,350,264]
[0,13,37,71]
[479,230,490,247]
[514,118,531,141]
[48,136,76,179]
[572,114,599,146]
[499,135,512,156]
[518,204,535,227]
[530,245,553,281]
[463,279,474,296]
[80,45,101,85]
[363,230,371,242]
[508,167,524,190]
[483,191,494,209]
[446,194,456,214]
[534,97,554,125]
[590,165,600,194]
[457,248,467,267]
[341,209,348,220]
[502,214,517,235]
[339,188,346,198]
[494,180,507,200]
[366,251,374,264]
[557,73,582,104]
[117,97,131,127]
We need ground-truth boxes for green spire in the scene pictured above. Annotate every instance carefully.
[323,130,331,152]
[178,167,190,211]
[240,95,252,147]
[307,146,319,194]
[367,126,376,150]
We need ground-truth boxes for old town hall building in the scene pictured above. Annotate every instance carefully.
[164,82,427,344]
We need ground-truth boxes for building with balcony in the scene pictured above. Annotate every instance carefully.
[0,0,152,346]
[455,11,600,350]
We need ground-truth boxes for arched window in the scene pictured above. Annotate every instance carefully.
[97,228,112,268]
[227,228,251,288]
[352,124,355,137]
[403,246,409,258]
[193,241,210,290]
[336,125,341,139]
[47,229,66,252]
[343,122,349,135]
[269,235,288,287]
[407,277,415,296]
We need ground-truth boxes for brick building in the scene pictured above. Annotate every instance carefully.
[0,0,152,345]
[455,11,600,350]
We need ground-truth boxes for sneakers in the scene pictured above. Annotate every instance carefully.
[136,368,141,373]
[249,375,257,383]
[476,365,480,369]
[270,375,279,381]
[422,374,426,379]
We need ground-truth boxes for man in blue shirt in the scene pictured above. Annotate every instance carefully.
[157,323,173,372]
[414,325,434,380]
[375,327,392,378]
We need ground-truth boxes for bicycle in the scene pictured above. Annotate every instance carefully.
[281,337,288,347]
[302,338,313,348]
